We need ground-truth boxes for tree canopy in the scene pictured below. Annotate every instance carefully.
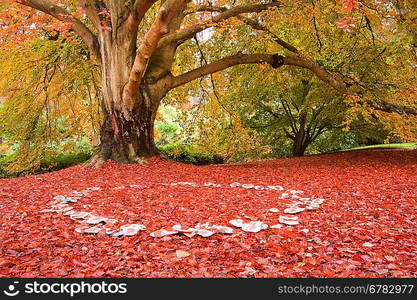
[0,0,415,173]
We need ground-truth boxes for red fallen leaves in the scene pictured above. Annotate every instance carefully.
[0,149,416,278]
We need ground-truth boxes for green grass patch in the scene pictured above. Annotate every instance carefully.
[347,143,417,151]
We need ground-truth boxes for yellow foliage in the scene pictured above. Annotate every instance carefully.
[0,36,102,173]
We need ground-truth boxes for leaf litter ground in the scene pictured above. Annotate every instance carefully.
[0,149,416,277]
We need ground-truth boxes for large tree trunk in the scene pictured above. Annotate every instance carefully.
[98,90,159,163]
[91,37,162,166]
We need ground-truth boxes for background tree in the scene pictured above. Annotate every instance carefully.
[246,76,347,157]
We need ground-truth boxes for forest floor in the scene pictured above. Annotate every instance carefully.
[0,149,416,278]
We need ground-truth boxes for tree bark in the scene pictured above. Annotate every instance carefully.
[288,80,311,158]
[292,138,308,157]
[99,61,160,162]
[94,36,162,164]
[98,95,159,162]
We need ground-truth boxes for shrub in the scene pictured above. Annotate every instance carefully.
[0,150,92,178]
[159,143,224,165]
[0,155,11,178]
[41,151,93,172]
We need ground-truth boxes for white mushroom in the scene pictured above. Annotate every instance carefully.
[212,225,234,234]
[279,215,300,226]
[195,229,215,237]
[112,224,146,236]
[267,185,284,191]
[241,221,268,233]
[83,226,103,234]
[283,207,305,214]
[70,212,91,220]
[242,184,255,189]
[85,216,109,225]
[150,229,178,238]
[229,219,245,227]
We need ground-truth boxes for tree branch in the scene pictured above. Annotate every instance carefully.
[239,17,299,54]
[169,53,348,92]
[133,0,157,21]
[184,5,224,15]
[78,0,101,31]
[284,56,417,116]
[17,0,100,59]
[169,53,277,90]
[127,0,157,30]
[124,0,190,99]
[157,1,281,48]
[284,129,296,141]
[282,56,351,94]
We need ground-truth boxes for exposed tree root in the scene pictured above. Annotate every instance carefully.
[84,153,107,169]
[84,152,150,169]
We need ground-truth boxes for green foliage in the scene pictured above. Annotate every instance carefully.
[155,106,182,146]
[41,151,92,172]
[0,152,13,178]
[167,0,416,161]
[0,148,92,178]
[0,138,93,178]
[309,130,359,154]
[159,143,224,166]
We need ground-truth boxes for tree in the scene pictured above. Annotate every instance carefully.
[1,0,415,167]
[1,0,369,165]
[258,78,346,157]
[197,66,348,158]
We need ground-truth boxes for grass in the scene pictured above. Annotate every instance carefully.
[347,143,417,151]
